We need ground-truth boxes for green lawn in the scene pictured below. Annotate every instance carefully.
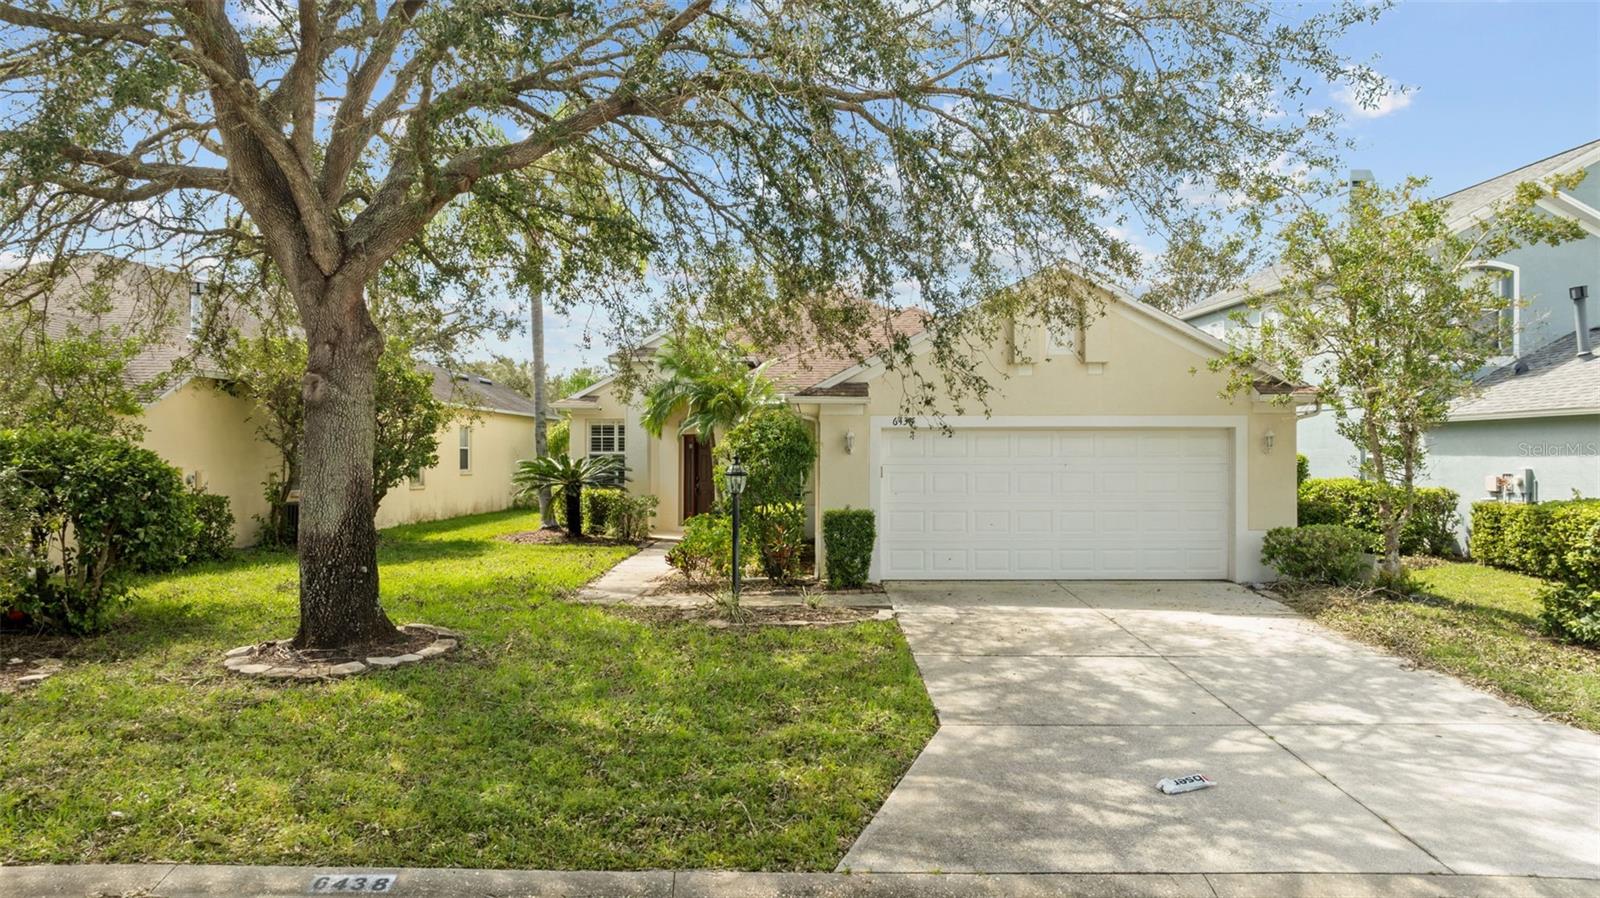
[0,510,936,870]
[1285,561,1600,732]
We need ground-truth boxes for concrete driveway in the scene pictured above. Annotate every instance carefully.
[842,581,1600,877]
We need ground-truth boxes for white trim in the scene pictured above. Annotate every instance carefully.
[866,415,1257,583]
[1537,192,1600,239]
[1448,406,1600,423]
[1463,259,1522,358]
[783,394,870,406]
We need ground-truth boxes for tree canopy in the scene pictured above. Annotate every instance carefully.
[0,0,1391,647]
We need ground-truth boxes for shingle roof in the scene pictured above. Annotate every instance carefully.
[756,307,928,394]
[1451,327,1600,419]
[1177,139,1600,322]
[1438,139,1600,227]
[421,363,539,417]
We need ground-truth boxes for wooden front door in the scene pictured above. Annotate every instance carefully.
[682,434,715,520]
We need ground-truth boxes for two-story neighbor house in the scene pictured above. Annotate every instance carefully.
[1179,140,1600,547]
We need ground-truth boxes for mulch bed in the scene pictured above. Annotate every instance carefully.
[609,604,882,626]
[498,530,637,547]
[645,572,886,597]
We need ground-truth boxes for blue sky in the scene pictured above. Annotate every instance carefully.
[483,0,1600,375]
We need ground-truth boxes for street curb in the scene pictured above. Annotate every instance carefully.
[4,865,1599,898]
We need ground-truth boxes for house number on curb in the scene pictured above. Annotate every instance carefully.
[307,873,398,893]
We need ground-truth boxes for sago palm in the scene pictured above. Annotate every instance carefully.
[512,454,624,537]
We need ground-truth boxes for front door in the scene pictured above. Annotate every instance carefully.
[682,434,715,521]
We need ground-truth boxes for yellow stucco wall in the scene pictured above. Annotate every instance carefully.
[374,410,535,530]
[806,301,1300,580]
[141,379,538,544]
[140,379,282,547]
[569,298,1300,580]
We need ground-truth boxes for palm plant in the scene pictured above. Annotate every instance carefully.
[641,334,780,438]
[512,454,623,537]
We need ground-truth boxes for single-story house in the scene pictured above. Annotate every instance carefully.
[557,272,1306,583]
[20,255,538,545]
[1180,140,1600,545]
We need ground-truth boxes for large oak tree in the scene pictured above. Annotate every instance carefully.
[0,0,1383,648]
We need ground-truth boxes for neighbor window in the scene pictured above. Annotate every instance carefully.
[188,282,204,336]
[1468,263,1518,357]
[409,468,426,490]
[589,421,625,455]
[458,426,472,472]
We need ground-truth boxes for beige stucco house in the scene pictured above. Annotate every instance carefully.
[557,276,1307,583]
[146,366,540,544]
[19,256,538,546]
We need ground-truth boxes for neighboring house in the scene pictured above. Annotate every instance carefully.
[1179,140,1600,544]
[557,272,1306,583]
[19,255,538,545]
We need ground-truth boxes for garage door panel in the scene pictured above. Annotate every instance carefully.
[879,427,1233,580]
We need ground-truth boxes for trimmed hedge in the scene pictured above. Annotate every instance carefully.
[1471,499,1600,586]
[1298,478,1460,557]
[1539,582,1600,647]
[823,508,875,588]
[1261,524,1371,586]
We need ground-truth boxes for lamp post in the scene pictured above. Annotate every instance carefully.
[725,455,748,599]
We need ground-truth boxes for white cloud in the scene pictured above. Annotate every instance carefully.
[1334,83,1415,120]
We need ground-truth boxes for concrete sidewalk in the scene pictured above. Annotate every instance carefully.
[6,864,1600,897]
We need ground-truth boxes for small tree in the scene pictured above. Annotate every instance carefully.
[714,408,819,582]
[1216,175,1585,575]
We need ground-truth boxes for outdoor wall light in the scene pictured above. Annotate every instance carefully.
[725,456,748,598]
[1263,429,1276,454]
[843,430,856,454]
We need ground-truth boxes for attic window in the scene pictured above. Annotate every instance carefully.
[1467,262,1518,357]
[188,282,203,336]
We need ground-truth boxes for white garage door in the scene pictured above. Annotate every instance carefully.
[878,428,1232,579]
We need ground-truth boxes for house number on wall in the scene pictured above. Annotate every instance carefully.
[307,873,398,893]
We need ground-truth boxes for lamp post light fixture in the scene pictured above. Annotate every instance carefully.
[725,456,748,598]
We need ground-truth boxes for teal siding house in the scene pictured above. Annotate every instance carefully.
[1179,140,1600,549]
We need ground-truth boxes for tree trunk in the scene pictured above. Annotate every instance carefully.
[566,486,583,538]
[531,286,557,529]
[291,281,400,650]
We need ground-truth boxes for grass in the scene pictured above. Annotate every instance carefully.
[1284,561,1600,732]
[0,510,936,870]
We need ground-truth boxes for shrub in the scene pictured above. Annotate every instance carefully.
[715,408,818,582]
[608,494,660,542]
[1471,499,1600,586]
[1298,478,1460,556]
[1296,454,1310,485]
[0,428,196,633]
[1539,582,1600,647]
[823,507,875,588]
[1261,524,1371,586]
[582,487,626,533]
[185,487,235,563]
[666,513,754,584]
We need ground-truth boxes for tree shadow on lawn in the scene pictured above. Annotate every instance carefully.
[1,606,937,871]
